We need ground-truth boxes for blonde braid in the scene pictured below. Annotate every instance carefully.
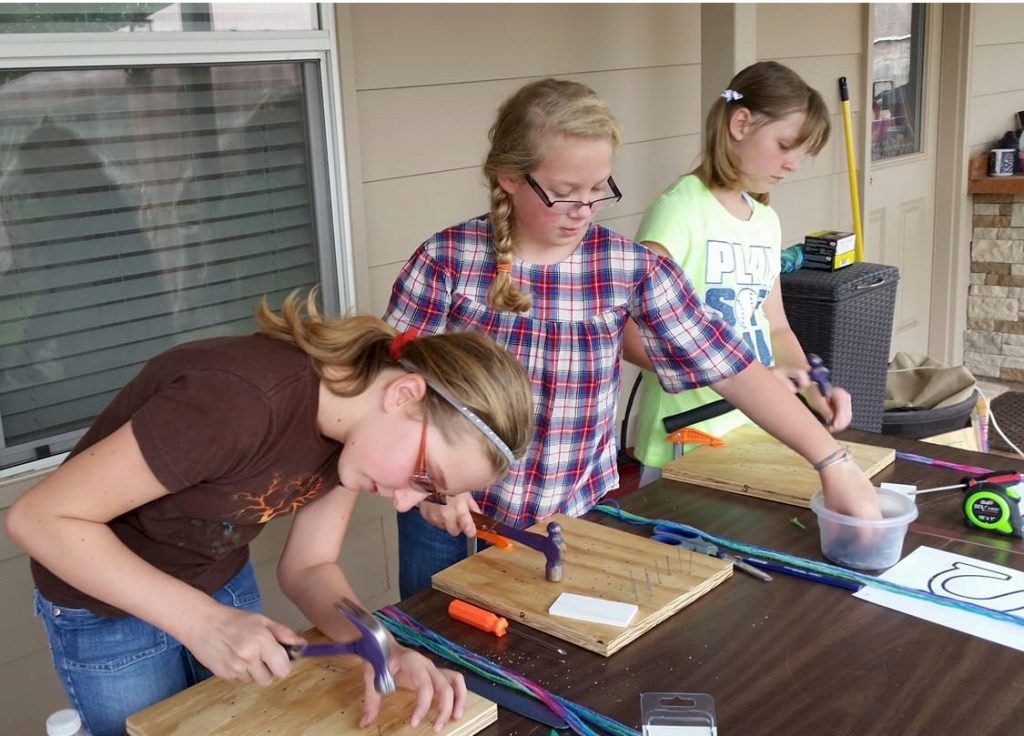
[482,79,621,314]
[486,183,531,313]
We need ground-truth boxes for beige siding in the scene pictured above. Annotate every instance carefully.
[349,4,700,89]
[359,64,703,187]
[755,4,867,243]
[345,3,703,313]
[968,4,1024,152]
[757,3,864,58]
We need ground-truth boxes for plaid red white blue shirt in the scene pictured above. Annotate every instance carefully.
[384,216,753,528]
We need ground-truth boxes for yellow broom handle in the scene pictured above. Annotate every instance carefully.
[839,77,864,262]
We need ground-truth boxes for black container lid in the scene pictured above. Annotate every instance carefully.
[780,261,900,302]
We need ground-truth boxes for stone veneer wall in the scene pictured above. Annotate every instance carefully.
[965,192,1024,380]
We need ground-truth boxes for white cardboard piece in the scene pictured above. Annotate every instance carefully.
[854,545,1024,652]
[548,592,638,628]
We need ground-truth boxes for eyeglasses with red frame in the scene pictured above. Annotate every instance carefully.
[409,417,447,505]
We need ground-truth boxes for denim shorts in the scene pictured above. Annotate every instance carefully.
[35,561,262,736]
[396,509,472,598]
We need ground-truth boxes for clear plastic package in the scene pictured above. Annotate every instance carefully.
[641,692,717,735]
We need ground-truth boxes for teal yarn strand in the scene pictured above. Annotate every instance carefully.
[375,606,640,736]
[595,504,1024,629]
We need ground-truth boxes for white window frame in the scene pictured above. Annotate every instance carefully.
[0,7,355,479]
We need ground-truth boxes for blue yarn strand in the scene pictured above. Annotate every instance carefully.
[594,503,1024,628]
[375,606,640,736]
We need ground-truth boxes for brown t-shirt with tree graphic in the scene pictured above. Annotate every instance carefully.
[31,334,341,616]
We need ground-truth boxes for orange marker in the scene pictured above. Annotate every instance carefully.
[448,599,508,636]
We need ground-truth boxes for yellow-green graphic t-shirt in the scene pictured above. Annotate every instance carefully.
[633,175,781,468]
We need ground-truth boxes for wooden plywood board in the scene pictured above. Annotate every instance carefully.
[662,424,895,507]
[432,515,732,657]
[126,644,496,736]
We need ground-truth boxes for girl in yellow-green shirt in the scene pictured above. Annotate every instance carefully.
[626,61,854,475]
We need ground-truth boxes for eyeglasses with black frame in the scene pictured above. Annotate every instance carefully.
[410,417,447,505]
[524,174,622,214]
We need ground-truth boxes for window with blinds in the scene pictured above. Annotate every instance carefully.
[0,61,329,470]
[0,3,319,33]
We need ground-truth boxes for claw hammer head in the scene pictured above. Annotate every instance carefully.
[806,353,833,397]
[336,598,396,695]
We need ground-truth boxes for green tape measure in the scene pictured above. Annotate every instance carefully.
[963,482,1024,538]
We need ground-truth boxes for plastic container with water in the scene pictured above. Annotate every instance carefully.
[809,487,918,570]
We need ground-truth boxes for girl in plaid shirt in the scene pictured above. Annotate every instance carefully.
[385,78,880,597]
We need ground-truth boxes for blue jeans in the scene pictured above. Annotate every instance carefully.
[397,510,470,598]
[35,561,262,736]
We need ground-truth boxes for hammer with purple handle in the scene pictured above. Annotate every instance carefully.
[470,510,566,582]
[806,353,833,397]
[805,353,834,426]
[285,598,396,695]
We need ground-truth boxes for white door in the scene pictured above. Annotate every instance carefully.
[865,3,941,358]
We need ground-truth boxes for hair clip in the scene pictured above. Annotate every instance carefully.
[390,329,420,361]
[720,89,744,102]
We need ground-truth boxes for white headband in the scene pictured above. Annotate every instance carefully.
[398,358,516,465]
[721,89,744,102]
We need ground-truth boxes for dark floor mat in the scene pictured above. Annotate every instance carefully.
[988,391,1024,453]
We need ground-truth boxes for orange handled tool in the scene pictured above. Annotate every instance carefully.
[447,599,568,656]
[448,599,508,636]
[474,528,514,550]
[666,427,725,447]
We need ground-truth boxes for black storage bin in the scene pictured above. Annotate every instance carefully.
[881,390,978,440]
[780,262,900,432]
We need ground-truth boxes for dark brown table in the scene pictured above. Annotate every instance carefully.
[399,431,1024,735]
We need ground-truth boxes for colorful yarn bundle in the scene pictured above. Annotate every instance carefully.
[780,244,804,273]
[594,504,1024,628]
[374,606,640,736]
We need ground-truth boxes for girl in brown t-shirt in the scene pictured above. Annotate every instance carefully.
[7,289,533,736]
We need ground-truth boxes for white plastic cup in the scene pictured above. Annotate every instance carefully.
[809,487,918,570]
[46,709,89,736]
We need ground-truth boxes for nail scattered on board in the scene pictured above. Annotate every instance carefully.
[790,517,806,530]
